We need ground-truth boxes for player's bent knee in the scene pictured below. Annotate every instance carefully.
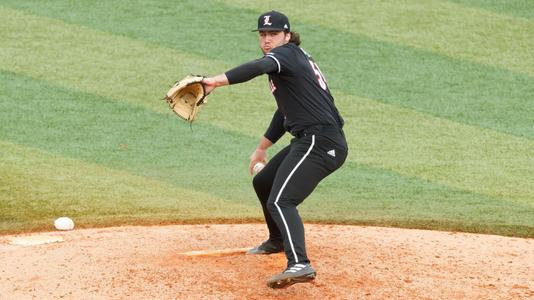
[267,197,296,213]
[266,199,278,213]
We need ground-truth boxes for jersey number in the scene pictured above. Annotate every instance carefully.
[309,60,327,90]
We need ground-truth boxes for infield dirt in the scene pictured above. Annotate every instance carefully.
[0,224,532,299]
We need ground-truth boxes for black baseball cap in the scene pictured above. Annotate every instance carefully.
[253,10,290,32]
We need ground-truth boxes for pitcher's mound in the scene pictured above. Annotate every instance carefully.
[0,224,532,299]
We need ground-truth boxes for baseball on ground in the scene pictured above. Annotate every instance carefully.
[54,217,75,231]
[253,162,265,174]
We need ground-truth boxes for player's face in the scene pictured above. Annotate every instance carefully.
[259,31,290,54]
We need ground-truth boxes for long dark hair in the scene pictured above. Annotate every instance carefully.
[288,31,301,46]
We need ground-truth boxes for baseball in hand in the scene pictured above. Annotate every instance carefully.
[54,217,75,231]
[253,162,265,174]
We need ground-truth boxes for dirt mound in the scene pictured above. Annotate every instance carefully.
[0,224,532,299]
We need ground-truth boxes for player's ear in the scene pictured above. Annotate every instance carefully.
[284,32,291,43]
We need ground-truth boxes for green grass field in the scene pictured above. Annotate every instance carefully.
[1,1,533,237]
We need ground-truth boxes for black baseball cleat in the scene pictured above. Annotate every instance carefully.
[267,263,316,289]
[247,240,284,255]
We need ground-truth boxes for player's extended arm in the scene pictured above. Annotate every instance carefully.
[202,57,278,94]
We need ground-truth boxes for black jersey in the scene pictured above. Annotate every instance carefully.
[264,43,343,136]
[225,42,344,143]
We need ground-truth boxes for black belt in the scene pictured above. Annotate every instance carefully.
[294,124,344,138]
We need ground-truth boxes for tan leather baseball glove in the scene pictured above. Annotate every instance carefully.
[163,75,207,123]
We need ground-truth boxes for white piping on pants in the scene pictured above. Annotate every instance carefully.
[274,135,315,263]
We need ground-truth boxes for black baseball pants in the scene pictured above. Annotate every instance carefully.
[252,129,348,267]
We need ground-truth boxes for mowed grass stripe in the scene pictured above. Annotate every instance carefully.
[0,140,258,234]
[3,2,532,141]
[0,0,261,64]
[220,0,534,76]
[335,91,534,204]
[448,0,534,20]
[308,161,534,237]
[2,7,529,204]
[3,72,532,237]
[0,6,226,114]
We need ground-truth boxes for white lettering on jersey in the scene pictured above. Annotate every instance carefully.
[263,16,272,26]
[299,47,327,89]
[309,60,328,90]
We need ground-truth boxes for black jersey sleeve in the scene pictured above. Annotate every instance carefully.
[264,109,286,144]
[225,57,278,84]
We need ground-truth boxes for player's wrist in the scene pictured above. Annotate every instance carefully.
[212,74,229,87]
